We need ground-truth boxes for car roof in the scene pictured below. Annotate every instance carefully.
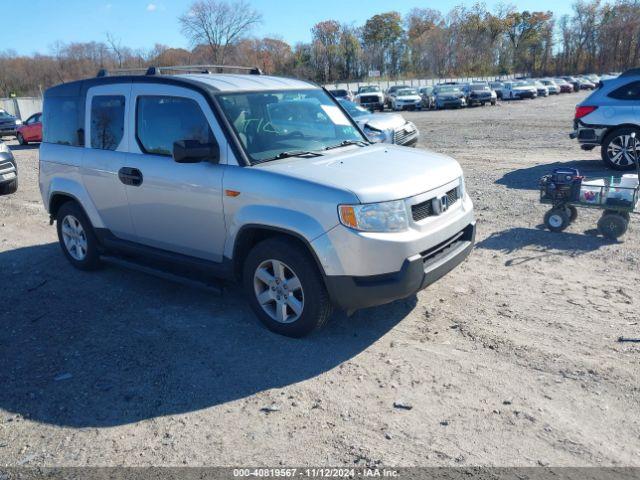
[45,73,318,97]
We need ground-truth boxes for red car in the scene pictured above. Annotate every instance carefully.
[16,112,42,145]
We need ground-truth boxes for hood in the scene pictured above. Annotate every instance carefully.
[355,113,407,131]
[258,144,462,203]
[356,91,383,98]
[396,94,421,101]
[437,92,463,99]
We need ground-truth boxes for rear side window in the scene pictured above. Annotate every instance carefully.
[136,96,214,156]
[91,96,125,150]
[43,96,82,146]
[608,81,640,100]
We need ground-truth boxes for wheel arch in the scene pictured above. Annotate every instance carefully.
[603,124,640,140]
[45,177,105,228]
[231,224,328,284]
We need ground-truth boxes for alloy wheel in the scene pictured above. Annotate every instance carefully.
[253,259,304,324]
[61,214,88,261]
[607,134,640,167]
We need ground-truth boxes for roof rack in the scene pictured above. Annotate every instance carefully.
[96,64,263,78]
[620,68,640,78]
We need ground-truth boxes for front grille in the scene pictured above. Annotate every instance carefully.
[394,127,417,145]
[0,161,15,174]
[360,95,379,104]
[411,187,460,222]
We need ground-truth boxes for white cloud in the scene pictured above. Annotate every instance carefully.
[146,3,157,11]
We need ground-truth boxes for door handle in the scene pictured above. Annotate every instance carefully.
[118,167,143,186]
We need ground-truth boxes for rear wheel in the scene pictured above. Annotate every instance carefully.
[243,237,332,337]
[56,201,102,270]
[598,213,628,239]
[601,127,640,170]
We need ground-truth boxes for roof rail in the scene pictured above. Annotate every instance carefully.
[620,67,640,78]
[96,64,263,78]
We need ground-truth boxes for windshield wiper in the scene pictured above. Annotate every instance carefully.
[255,150,324,164]
[324,140,369,151]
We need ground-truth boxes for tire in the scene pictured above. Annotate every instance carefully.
[491,100,496,106]
[604,209,630,222]
[243,237,332,338]
[55,201,102,270]
[598,213,628,239]
[0,178,17,195]
[17,133,27,145]
[601,127,640,170]
[544,208,570,232]
[565,205,578,223]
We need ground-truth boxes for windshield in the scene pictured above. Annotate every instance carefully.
[397,88,418,96]
[471,84,489,91]
[513,81,527,87]
[338,99,370,118]
[0,109,12,119]
[217,89,365,164]
[359,86,380,93]
[331,90,347,97]
[436,86,461,93]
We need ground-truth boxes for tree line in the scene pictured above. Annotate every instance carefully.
[1,0,639,97]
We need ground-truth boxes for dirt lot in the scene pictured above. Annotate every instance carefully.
[1,91,639,467]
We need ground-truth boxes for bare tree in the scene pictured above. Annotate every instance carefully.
[106,32,124,67]
[178,0,262,65]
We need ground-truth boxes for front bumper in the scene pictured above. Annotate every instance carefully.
[325,222,476,310]
[0,126,17,136]
[437,98,465,108]
[516,91,536,99]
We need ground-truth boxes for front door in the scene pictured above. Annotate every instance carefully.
[121,83,227,262]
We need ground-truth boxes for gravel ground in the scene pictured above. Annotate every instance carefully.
[0,91,639,467]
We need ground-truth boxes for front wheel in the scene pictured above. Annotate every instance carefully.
[17,133,27,145]
[544,208,570,232]
[243,237,332,337]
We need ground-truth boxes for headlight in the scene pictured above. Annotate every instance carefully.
[15,119,22,125]
[339,200,409,232]
[363,125,386,143]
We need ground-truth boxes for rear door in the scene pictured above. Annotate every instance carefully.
[81,83,136,240]
[121,83,228,262]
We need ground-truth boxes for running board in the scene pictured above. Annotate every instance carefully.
[100,255,223,294]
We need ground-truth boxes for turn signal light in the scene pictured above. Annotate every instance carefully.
[575,106,597,119]
[339,205,358,229]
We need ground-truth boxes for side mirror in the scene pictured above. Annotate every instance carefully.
[173,139,220,164]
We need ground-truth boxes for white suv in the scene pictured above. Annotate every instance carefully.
[39,66,475,337]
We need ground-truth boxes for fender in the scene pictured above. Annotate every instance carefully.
[46,176,105,229]
[224,204,336,260]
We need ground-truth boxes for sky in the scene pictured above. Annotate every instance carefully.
[0,0,574,56]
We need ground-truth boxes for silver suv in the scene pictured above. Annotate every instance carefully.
[39,66,475,337]
[571,68,640,170]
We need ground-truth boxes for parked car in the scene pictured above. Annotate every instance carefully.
[502,81,537,100]
[338,99,419,146]
[355,85,385,111]
[419,86,434,109]
[562,76,581,92]
[577,77,597,90]
[0,139,17,194]
[539,79,560,95]
[16,112,43,145]
[384,85,409,109]
[570,68,640,170]
[489,81,505,99]
[0,109,22,138]
[554,78,574,93]
[462,83,497,106]
[328,88,354,102]
[39,67,475,337]
[432,85,466,109]
[530,80,549,97]
[390,87,423,111]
